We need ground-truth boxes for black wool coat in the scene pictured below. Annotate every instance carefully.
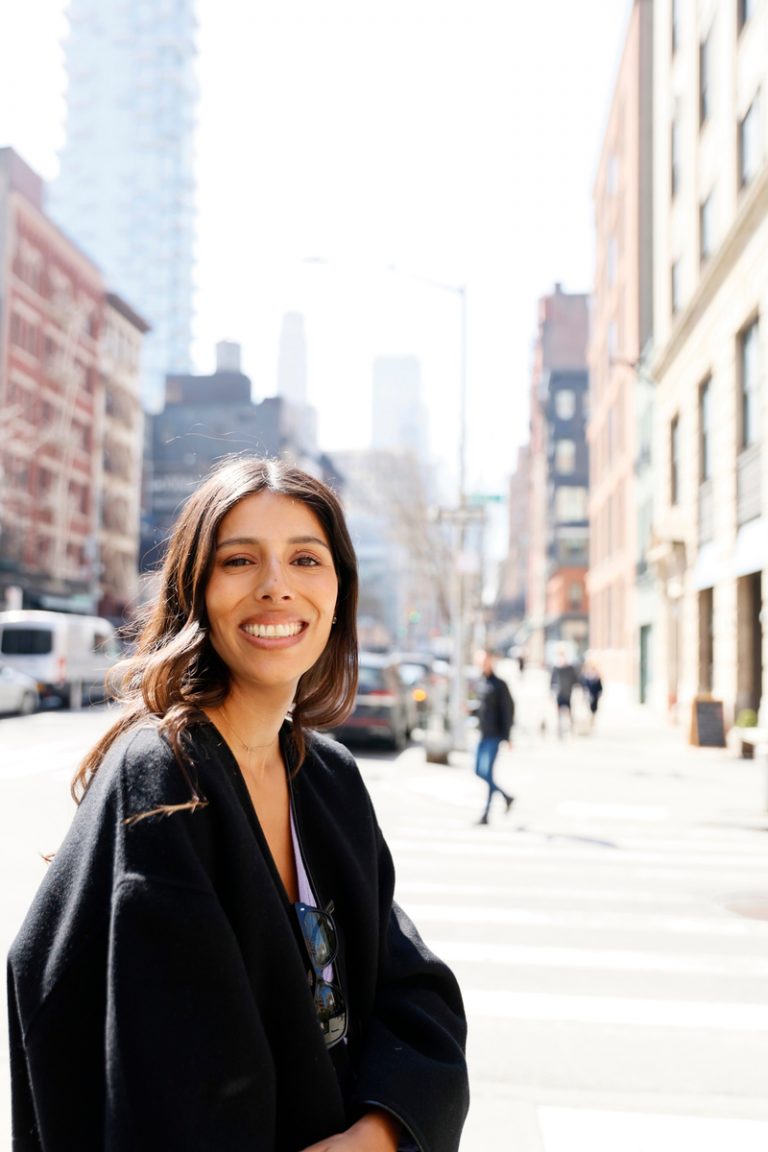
[7,722,469,1151]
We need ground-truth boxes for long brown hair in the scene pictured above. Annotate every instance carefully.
[72,456,359,804]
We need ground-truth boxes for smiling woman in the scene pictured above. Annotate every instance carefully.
[7,455,469,1152]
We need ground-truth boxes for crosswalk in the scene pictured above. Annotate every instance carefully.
[365,742,768,1152]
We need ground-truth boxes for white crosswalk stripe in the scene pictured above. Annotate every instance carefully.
[366,739,768,1152]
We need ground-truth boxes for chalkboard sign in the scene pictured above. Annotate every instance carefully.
[690,696,726,747]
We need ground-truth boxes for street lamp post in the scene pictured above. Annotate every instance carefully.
[384,269,469,751]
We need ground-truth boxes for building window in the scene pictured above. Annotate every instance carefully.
[672,0,680,53]
[699,376,712,482]
[699,29,712,127]
[699,192,714,265]
[607,235,617,288]
[567,581,582,611]
[555,390,576,420]
[671,259,682,315]
[670,414,681,505]
[739,317,760,449]
[738,0,755,33]
[555,486,588,522]
[738,93,761,189]
[671,117,681,198]
[607,153,619,196]
[555,439,576,474]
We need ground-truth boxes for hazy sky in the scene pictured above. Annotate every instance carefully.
[0,0,632,501]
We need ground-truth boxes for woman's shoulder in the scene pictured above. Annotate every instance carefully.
[304,729,362,774]
[83,720,205,819]
[300,730,370,800]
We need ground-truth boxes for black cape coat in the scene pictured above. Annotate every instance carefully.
[7,722,469,1151]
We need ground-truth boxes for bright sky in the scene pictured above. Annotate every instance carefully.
[0,0,632,504]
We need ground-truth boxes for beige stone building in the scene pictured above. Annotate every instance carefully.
[589,0,654,702]
[649,0,767,724]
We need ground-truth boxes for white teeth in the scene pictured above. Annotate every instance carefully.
[243,622,303,639]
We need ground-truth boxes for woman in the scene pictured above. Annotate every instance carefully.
[7,456,469,1152]
[580,659,603,730]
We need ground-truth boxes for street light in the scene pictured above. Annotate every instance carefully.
[302,257,470,751]
[384,267,469,751]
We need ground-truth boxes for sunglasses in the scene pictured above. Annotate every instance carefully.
[294,900,347,1047]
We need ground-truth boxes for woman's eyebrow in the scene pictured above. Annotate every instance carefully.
[215,534,332,551]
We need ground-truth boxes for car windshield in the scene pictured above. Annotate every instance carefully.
[357,666,389,693]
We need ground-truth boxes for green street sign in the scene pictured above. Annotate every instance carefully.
[468,493,504,505]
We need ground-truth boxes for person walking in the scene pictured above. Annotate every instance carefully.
[580,658,603,730]
[474,650,515,825]
[7,456,469,1152]
[550,645,580,738]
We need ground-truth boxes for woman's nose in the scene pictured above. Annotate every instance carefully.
[255,557,293,599]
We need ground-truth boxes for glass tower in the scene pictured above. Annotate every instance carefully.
[50,0,198,412]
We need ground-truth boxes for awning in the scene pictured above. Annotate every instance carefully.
[692,541,718,590]
[733,517,768,578]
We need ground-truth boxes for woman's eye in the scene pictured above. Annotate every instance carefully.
[293,554,320,567]
[222,555,251,568]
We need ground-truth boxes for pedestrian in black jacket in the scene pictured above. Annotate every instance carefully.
[473,650,515,825]
[7,455,469,1152]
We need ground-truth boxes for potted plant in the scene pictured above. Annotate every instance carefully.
[735,708,758,759]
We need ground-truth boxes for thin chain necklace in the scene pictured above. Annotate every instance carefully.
[218,707,277,755]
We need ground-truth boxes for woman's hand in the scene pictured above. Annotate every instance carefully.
[299,1107,401,1152]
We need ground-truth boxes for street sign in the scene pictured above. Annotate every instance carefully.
[468,493,504,505]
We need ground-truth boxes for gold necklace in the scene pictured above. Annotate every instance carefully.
[218,708,277,754]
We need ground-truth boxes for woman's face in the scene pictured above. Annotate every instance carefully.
[204,490,339,695]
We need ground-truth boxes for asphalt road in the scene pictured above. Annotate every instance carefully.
[2,667,768,1151]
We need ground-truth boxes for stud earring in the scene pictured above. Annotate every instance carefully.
[332,615,337,624]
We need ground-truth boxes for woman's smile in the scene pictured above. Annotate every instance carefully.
[240,618,307,642]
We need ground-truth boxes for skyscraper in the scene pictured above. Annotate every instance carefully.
[277,312,308,406]
[371,355,428,458]
[50,0,197,412]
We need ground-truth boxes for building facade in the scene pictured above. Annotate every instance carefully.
[495,443,530,643]
[588,0,654,701]
[649,0,767,724]
[98,293,149,620]
[51,0,197,412]
[525,286,590,664]
[0,149,146,617]
[141,344,320,568]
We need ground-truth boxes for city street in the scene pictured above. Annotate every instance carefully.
[1,664,768,1150]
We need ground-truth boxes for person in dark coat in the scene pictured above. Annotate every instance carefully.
[549,646,580,738]
[580,659,604,730]
[7,456,469,1152]
[473,650,515,825]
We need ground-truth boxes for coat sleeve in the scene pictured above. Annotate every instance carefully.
[353,820,470,1152]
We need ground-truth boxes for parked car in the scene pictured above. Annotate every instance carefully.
[331,652,410,751]
[0,610,121,707]
[0,662,40,716]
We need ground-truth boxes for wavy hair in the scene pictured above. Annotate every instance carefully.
[72,456,359,805]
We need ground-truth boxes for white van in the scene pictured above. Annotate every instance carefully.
[0,610,121,707]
